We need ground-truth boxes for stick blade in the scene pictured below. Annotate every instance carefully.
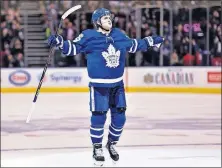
[61,5,82,20]
[26,103,36,123]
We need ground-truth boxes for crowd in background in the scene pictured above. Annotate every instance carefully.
[1,0,221,67]
[1,7,25,68]
[139,6,222,67]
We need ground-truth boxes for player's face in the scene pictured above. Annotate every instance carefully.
[100,15,112,30]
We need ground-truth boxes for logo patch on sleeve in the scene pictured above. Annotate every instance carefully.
[73,33,84,42]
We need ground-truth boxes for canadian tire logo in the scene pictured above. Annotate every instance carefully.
[207,72,221,83]
[144,73,154,84]
[9,70,31,86]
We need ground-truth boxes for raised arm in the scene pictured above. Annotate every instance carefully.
[119,30,164,53]
[48,32,87,56]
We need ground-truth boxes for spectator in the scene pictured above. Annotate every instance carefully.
[67,22,74,40]
[44,20,51,39]
[211,10,220,25]
[3,51,16,68]
[211,57,222,66]
[14,52,25,67]
[88,1,100,12]
[46,3,58,34]
[183,53,195,66]
[195,49,203,66]
[10,38,23,56]
[12,20,24,42]
[161,39,171,66]
[1,7,24,67]
[39,1,221,67]
[2,28,12,51]
[162,39,171,57]
[171,51,183,66]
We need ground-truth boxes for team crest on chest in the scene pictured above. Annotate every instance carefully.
[102,44,120,68]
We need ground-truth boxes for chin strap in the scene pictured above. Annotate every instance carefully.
[97,24,110,33]
[96,19,111,34]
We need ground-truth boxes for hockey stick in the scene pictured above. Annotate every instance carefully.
[26,5,82,123]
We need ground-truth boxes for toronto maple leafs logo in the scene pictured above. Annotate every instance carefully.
[102,44,120,68]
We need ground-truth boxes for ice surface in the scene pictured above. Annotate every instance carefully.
[1,93,221,167]
[2,147,221,167]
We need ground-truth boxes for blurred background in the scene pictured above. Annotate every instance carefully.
[1,0,221,68]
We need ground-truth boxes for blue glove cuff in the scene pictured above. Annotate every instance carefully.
[144,36,164,48]
[145,36,154,47]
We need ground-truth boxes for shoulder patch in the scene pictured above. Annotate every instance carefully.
[73,33,84,42]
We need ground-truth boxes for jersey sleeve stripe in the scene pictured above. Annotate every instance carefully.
[129,39,138,53]
[73,44,76,55]
[59,36,64,49]
[145,36,154,46]
[133,39,138,53]
[56,37,59,44]
[129,41,134,53]
[67,40,72,55]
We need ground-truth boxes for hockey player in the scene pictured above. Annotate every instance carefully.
[48,8,164,166]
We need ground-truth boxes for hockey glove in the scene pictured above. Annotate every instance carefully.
[144,36,164,48]
[48,35,64,48]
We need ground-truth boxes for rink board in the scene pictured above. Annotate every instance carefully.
[1,67,221,94]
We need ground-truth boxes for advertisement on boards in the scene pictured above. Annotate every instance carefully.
[50,72,82,84]
[36,71,82,85]
[143,68,194,86]
[207,72,221,83]
[1,67,221,94]
[8,70,31,86]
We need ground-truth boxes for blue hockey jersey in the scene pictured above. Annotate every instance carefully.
[60,28,151,87]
